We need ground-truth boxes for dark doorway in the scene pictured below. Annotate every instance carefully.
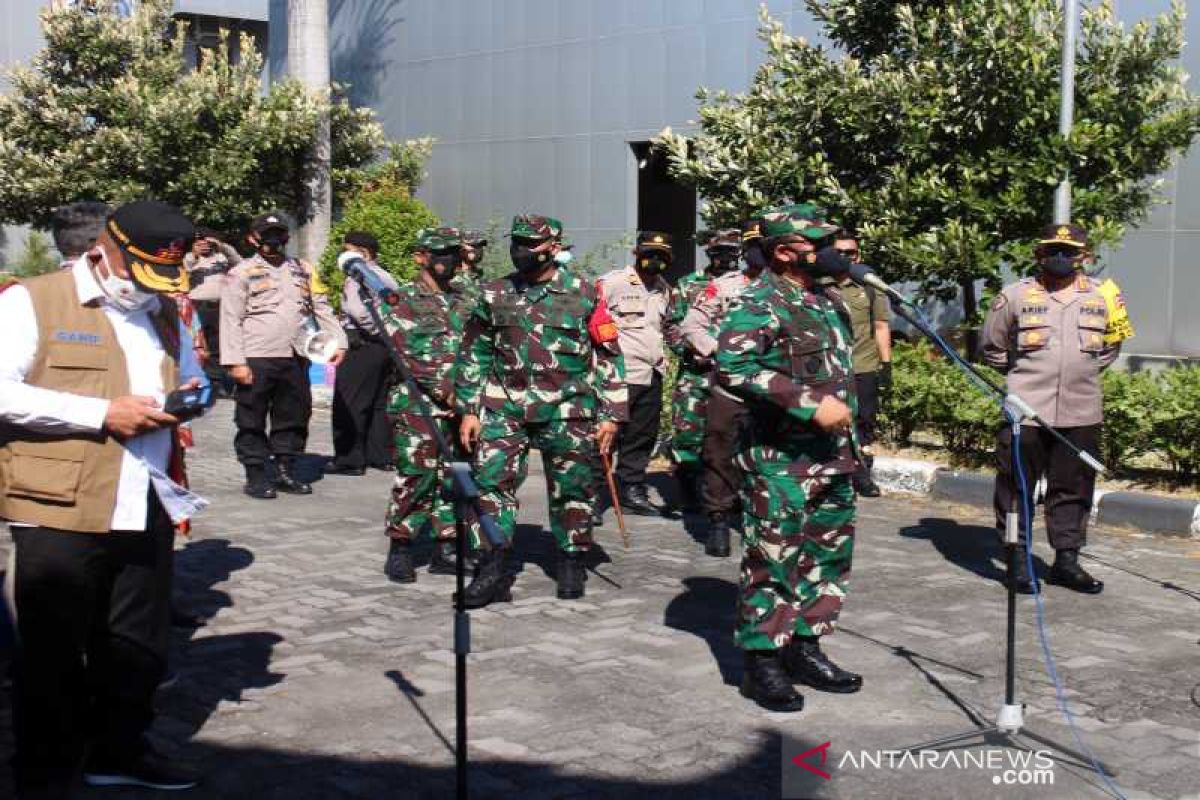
[630,141,697,283]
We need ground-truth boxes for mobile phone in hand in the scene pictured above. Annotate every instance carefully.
[163,385,214,421]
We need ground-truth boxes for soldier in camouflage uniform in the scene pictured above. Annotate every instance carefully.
[453,230,488,320]
[380,227,468,583]
[456,215,627,607]
[716,204,865,713]
[666,229,743,514]
[677,220,770,557]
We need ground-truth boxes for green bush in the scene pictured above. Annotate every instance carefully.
[1150,366,1200,476]
[318,179,438,306]
[1099,368,1158,473]
[879,342,1200,480]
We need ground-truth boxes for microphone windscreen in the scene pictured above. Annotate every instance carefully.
[848,262,875,284]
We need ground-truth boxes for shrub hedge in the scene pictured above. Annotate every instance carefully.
[878,341,1200,479]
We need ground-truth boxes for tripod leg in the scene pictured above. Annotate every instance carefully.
[1011,730,1119,776]
[900,726,1000,753]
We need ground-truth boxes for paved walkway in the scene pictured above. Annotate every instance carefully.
[2,400,1198,799]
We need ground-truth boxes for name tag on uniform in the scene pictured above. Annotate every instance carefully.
[54,330,102,345]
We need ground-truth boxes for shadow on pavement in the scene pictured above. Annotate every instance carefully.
[898,517,1049,585]
[663,576,741,687]
[78,728,794,799]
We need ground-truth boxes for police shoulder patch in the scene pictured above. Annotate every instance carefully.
[990,293,1008,312]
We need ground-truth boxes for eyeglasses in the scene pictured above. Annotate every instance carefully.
[834,248,859,257]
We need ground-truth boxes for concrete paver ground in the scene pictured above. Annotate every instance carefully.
[2,400,1198,799]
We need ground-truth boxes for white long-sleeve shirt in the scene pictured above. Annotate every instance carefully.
[0,257,204,531]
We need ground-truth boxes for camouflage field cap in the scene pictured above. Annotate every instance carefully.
[510,214,563,242]
[759,203,839,241]
[635,231,673,253]
[461,229,488,247]
[416,226,462,252]
[703,228,742,249]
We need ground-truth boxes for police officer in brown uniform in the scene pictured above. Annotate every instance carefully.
[596,232,677,515]
[981,223,1120,595]
[220,213,346,499]
[185,229,241,391]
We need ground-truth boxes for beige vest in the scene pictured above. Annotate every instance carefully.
[0,270,179,533]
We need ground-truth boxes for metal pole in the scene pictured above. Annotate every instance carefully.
[1054,0,1079,224]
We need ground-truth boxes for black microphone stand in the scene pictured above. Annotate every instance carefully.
[867,280,1116,777]
[356,277,504,800]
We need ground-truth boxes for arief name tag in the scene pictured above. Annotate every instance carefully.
[54,330,102,345]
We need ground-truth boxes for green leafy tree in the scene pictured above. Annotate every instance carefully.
[318,177,438,301]
[655,1,1200,323]
[14,230,58,277]
[0,0,391,233]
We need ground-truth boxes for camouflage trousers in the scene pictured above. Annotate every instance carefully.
[385,412,457,543]
[670,367,711,466]
[736,471,856,651]
[472,413,597,553]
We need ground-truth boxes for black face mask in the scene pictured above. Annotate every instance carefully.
[810,244,852,277]
[464,248,482,265]
[743,243,767,275]
[707,248,739,275]
[638,255,670,274]
[511,244,552,274]
[258,232,288,255]
[1040,255,1078,278]
[430,251,461,281]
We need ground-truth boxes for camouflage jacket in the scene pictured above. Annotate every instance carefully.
[455,268,628,424]
[715,272,860,477]
[665,272,715,366]
[449,270,483,322]
[382,281,462,418]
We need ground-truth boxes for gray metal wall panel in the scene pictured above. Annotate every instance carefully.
[301,0,1192,358]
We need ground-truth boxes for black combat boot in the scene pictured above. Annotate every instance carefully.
[556,551,587,600]
[243,465,277,500]
[853,469,882,498]
[740,651,805,712]
[1011,550,1039,594]
[461,548,514,609]
[782,637,863,694]
[384,539,416,583]
[705,513,732,558]
[675,465,702,514]
[621,483,661,517]
[428,540,458,575]
[1047,548,1103,594]
[274,457,312,495]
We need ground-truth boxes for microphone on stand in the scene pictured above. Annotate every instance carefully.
[847,262,906,303]
[338,252,399,305]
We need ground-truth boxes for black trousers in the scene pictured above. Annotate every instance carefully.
[702,389,752,516]
[615,372,663,486]
[193,301,224,386]
[993,424,1100,551]
[331,337,394,468]
[234,355,312,468]
[11,493,173,798]
[854,371,880,449]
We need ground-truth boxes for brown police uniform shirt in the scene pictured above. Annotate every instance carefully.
[219,254,345,365]
[185,243,242,302]
[597,265,674,386]
[981,274,1121,427]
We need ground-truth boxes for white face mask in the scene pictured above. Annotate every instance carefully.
[554,249,574,266]
[89,247,155,312]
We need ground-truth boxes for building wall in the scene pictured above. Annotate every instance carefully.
[308,0,1199,359]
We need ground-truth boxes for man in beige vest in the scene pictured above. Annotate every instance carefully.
[0,201,208,795]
